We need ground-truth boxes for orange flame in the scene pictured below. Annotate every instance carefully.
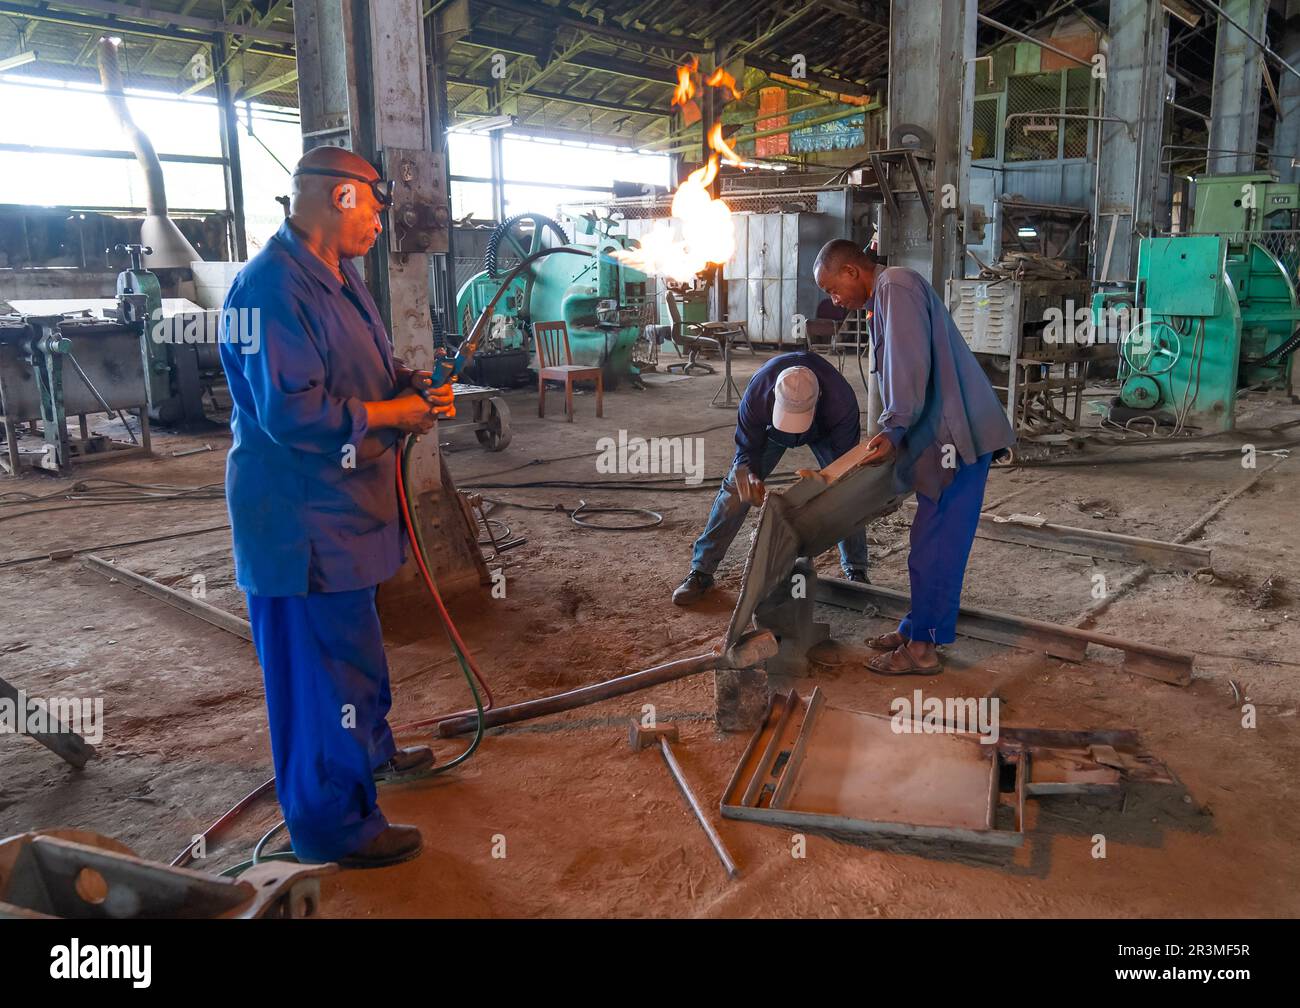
[613,58,747,282]
[672,56,698,106]
[708,122,742,166]
[706,67,742,101]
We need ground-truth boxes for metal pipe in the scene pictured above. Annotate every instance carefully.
[656,104,875,157]
[1003,111,1133,140]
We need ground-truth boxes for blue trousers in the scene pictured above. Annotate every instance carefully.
[691,436,868,578]
[246,586,396,862]
[898,452,992,645]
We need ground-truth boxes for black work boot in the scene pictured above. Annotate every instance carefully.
[672,570,714,605]
[373,745,435,781]
[339,824,424,869]
[846,570,870,584]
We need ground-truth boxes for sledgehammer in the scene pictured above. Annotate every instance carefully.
[629,721,739,880]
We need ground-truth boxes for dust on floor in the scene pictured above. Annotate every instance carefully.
[2,352,1297,917]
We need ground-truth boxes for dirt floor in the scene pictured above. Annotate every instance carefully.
[3,346,1299,918]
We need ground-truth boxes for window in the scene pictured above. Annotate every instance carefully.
[451,181,493,220]
[972,97,999,161]
[1004,73,1063,162]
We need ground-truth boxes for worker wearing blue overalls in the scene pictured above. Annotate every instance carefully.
[813,240,1015,674]
[220,147,454,868]
[672,350,869,605]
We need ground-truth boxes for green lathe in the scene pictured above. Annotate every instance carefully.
[1093,174,1300,433]
[454,212,652,389]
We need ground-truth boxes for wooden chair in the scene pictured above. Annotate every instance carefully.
[533,320,603,421]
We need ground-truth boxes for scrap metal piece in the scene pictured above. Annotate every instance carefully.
[0,832,334,919]
[0,675,95,769]
[724,454,902,657]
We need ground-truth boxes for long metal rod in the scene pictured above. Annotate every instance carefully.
[437,652,722,737]
[658,738,739,880]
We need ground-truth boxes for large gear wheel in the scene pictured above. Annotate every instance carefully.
[485,212,570,279]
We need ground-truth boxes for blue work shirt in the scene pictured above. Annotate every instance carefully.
[220,221,404,597]
[867,266,1015,499]
[734,351,860,470]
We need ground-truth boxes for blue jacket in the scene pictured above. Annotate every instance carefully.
[220,221,404,597]
[734,351,860,469]
[868,266,1015,499]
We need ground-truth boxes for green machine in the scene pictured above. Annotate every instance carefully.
[1093,175,1300,433]
[455,212,651,388]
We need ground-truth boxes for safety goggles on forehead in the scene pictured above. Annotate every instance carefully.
[292,167,395,207]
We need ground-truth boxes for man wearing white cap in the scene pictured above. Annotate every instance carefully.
[673,350,868,605]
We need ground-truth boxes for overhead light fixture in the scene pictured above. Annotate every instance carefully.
[0,51,38,72]
[1017,227,1038,238]
[450,114,516,135]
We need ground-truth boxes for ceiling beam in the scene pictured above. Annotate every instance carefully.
[30,0,294,45]
[449,75,669,116]
[460,28,677,83]
[473,0,700,54]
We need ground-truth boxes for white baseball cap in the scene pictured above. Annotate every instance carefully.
[772,366,819,434]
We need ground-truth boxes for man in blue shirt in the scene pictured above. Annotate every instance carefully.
[221,146,454,868]
[813,239,1015,675]
[672,350,868,604]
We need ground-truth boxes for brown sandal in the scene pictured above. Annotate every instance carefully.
[866,646,943,676]
[865,631,908,651]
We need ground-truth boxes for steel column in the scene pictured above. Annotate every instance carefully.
[1276,0,1300,184]
[1208,0,1268,174]
[212,35,249,261]
[882,0,974,288]
[1096,0,1169,282]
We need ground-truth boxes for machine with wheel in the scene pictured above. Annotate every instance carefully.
[1092,233,1300,433]
[454,211,651,389]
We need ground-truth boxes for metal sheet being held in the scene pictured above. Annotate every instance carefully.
[724,457,902,648]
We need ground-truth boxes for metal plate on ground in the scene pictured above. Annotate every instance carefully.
[722,688,1026,847]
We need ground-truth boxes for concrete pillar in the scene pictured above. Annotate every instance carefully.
[883,0,975,288]
[1096,0,1168,282]
[1208,0,1269,174]
[1276,1,1300,184]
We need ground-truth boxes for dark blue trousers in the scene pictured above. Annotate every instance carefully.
[898,452,992,645]
[246,586,396,862]
[692,437,869,578]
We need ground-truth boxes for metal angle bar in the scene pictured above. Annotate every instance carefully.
[0,674,96,769]
[967,511,1213,571]
[81,554,253,642]
[815,576,1193,685]
[0,142,224,165]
